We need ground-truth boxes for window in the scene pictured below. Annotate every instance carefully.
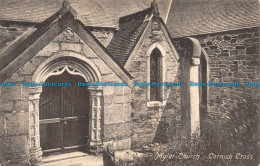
[199,54,207,118]
[150,48,162,101]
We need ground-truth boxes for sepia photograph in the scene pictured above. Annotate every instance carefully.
[0,0,259,165]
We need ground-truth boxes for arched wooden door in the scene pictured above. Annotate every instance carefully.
[39,71,90,154]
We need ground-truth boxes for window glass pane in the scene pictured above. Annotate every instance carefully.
[150,48,161,101]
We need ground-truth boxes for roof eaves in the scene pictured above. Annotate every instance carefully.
[172,25,260,38]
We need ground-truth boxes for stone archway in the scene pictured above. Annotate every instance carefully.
[29,57,103,165]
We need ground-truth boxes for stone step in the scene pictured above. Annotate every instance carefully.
[40,152,103,166]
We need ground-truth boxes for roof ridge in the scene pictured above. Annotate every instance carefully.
[119,7,152,24]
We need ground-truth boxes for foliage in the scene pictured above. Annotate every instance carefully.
[111,96,259,166]
[221,96,260,165]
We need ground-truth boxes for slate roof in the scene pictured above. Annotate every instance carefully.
[1,0,259,38]
[107,8,152,66]
[167,0,260,38]
[0,0,171,28]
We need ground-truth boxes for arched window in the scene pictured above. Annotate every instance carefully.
[150,48,162,101]
[199,54,207,118]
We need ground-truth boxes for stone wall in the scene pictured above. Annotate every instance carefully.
[0,27,130,165]
[0,85,30,165]
[1,20,258,165]
[173,27,259,129]
[127,20,182,149]
[103,85,132,151]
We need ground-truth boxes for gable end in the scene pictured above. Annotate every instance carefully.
[0,11,133,85]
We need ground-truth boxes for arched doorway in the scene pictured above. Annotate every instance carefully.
[39,71,90,154]
[29,56,104,164]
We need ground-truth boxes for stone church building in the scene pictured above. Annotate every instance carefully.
[0,0,259,165]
